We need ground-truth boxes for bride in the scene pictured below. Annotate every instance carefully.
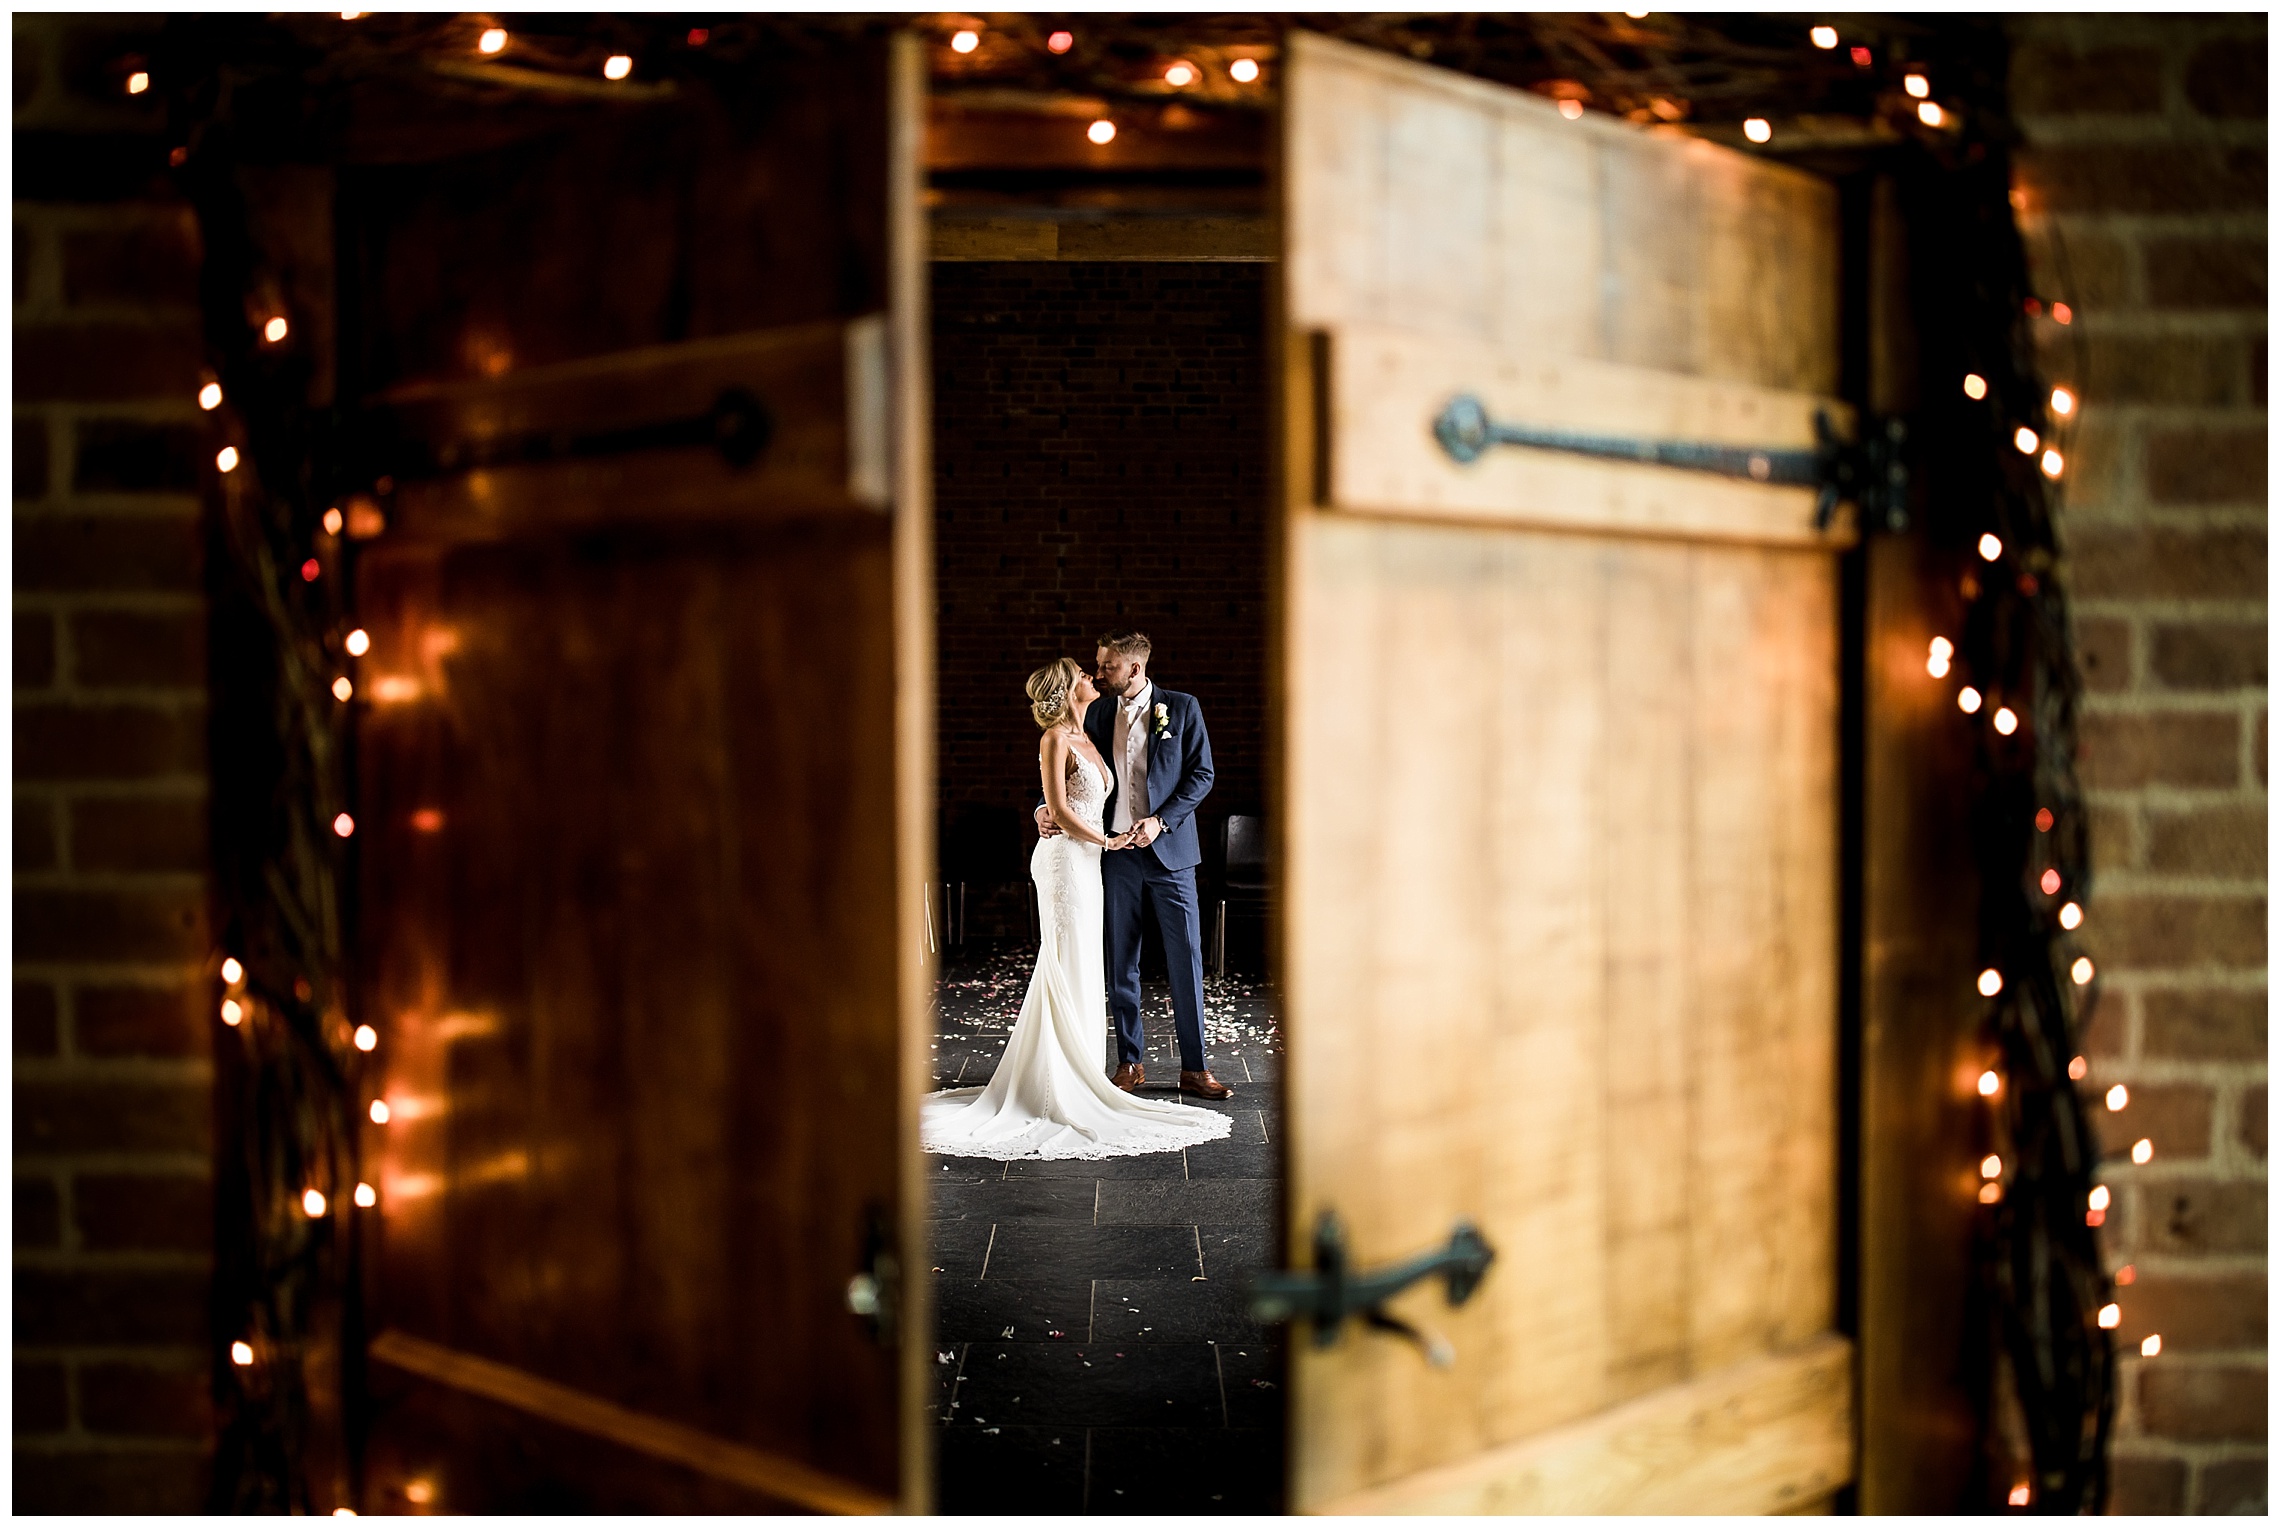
[921,658,1233,1161]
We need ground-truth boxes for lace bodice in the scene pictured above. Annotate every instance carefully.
[1057,739,1111,834]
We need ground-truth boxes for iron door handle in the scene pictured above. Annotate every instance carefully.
[1249,1211,1495,1368]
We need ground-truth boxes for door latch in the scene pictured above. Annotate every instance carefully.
[845,1207,900,1346]
[1431,395,1911,532]
[1249,1211,1495,1368]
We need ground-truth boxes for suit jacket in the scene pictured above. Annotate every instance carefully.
[1084,685,1215,874]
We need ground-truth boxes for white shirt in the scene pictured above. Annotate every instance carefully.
[1109,679,1154,834]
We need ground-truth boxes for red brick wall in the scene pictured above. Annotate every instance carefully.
[931,261,1269,888]
[14,13,217,1512]
[2011,15,2267,1515]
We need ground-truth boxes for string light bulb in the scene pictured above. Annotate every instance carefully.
[2097,1303,2120,1328]
[2115,1263,2135,1285]
[1164,60,1196,87]
[1048,30,1074,53]
[1087,119,1116,145]
[2040,868,2062,895]
[1978,1069,2001,1097]
[370,1099,391,1124]
[2060,901,2083,930]
[2050,386,2076,415]
[1993,707,2018,735]
[2041,448,2064,479]
[323,507,344,535]
[345,628,371,656]
[1958,686,1983,714]
[303,1187,328,1217]
[264,316,289,343]
[2052,302,2073,325]
[2088,1184,2111,1211]
[1903,72,1930,98]
[1810,25,1838,48]
[1980,1153,2002,1178]
[1977,967,2004,997]
[2008,1485,2032,1508]
[333,677,353,702]
[603,55,632,80]
[1927,636,1952,678]
[354,1182,378,1207]
[2014,425,2039,454]
[1917,101,1945,128]
[221,957,244,984]
[333,812,356,838]
[354,1024,378,1052]
[478,28,507,54]
[221,998,244,1026]
[199,382,223,410]
[1230,58,1260,83]
[1743,118,1772,144]
[2131,1137,2154,1164]
[1962,372,1988,400]
[2069,1055,2087,1080]
[1978,1182,2001,1204]
[232,1341,255,1366]
[2073,956,2096,986]
[216,447,240,473]
[2036,808,2055,832]
[127,71,150,95]
[1559,98,1585,120]
[2141,1334,2161,1357]
[2105,1083,2128,1111]
[1978,532,2003,561]
[950,29,978,54]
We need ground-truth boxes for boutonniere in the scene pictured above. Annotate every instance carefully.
[1152,702,1170,739]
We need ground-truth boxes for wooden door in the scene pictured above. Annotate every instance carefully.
[348,37,934,1514]
[1275,34,1854,1512]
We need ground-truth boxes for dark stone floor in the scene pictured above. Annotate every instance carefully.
[928,942,1285,1515]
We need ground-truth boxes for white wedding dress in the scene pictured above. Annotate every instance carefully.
[921,745,1233,1161]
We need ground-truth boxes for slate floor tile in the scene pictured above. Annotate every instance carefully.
[1198,1226,1273,1280]
[1096,1178,1272,1226]
[1090,1277,1271,1345]
[1004,1151,1187,1182]
[1085,1426,1284,1513]
[934,1276,1099,1344]
[932,1177,1100,1222]
[986,1222,1208,1282]
[1183,1137,1275,1180]
[1216,1342,1285,1431]
[928,1219,997,1281]
[937,1425,1086,1515]
[950,1341,1224,1430]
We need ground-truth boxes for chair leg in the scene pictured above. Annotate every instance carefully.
[1215,899,1227,977]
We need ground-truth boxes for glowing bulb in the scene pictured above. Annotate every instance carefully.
[127,72,150,96]
[2105,1084,2128,1111]
[1048,30,1074,54]
[332,676,353,702]
[2050,386,2075,416]
[2088,1184,2110,1211]
[1625,9,1649,17]
[1928,651,1951,678]
[303,1187,328,1217]
[1978,1070,2001,1097]
[335,1511,358,1518]
[221,957,244,984]
[603,55,632,80]
[1980,1153,2002,1178]
[1810,26,1839,48]
[1087,119,1116,145]
[344,628,371,656]
[1992,706,2018,736]
[232,1341,255,1366]
[2052,303,2073,325]
[1929,635,1954,660]
[2140,1335,2161,1357]
[1164,61,1196,87]
[2116,1263,2135,1285]
[2131,1138,2153,1164]
[370,1099,391,1124]
[2041,448,2064,479]
[333,812,356,838]
[354,1024,378,1052]
[198,382,223,410]
[686,27,709,46]
[950,30,978,54]
[1558,98,1585,120]
[1977,967,2003,997]
[1978,532,2004,561]
[2039,868,2061,895]
[221,998,243,1026]
[1917,101,1945,128]
[1962,372,1987,400]
[342,11,365,18]
[2073,957,2096,986]
[2069,1055,2087,1080]
[1903,73,1929,98]
[216,447,240,473]
[2013,426,2039,454]
[323,507,344,535]
[263,316,289,343]
[478,28,507,54]
[1230,58,1259,83]
[404,1482,435,1506]
[2097,1303,2120,1328]
[2036,808,2055,832]
[1743,118,1772,144]
[354,1182,378,1207]
[1978,1182,2001,1204]
[301,558,321,583]
[2008,1485,2031,1507]
[2060,901,2083,930]
[1958,686,1983,714]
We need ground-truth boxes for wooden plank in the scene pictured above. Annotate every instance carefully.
[1312,1335,1856,1516]
[368,1330,893,1514]
[381,323,881,541]
[926,100,1265,172]
[1321,322,1858,547]
[930,214,1273,262]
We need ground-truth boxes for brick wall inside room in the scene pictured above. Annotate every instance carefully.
[2010,16,2267,1516]
[932,261,1269,930]
[14,13,217,1513]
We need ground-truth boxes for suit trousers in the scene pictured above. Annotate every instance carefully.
[1101,846,1207,1072]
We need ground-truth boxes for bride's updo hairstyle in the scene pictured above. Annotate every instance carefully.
[1027,656,1086,731]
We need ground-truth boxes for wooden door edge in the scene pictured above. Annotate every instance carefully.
[367,1330,895,1515]
[1307,1333,1856,1516]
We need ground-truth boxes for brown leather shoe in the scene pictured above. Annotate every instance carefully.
[1112,1063,1145,1093]
[1180,1069,1234,1100]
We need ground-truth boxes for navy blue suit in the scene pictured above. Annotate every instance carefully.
[1086,686,1215,1071]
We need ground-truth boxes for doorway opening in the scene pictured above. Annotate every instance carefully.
[925,255,1283,1513]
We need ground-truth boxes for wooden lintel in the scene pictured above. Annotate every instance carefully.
[931,214,1272,262]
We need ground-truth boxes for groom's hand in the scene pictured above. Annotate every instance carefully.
[1134,816,1163,848]
[1034,803,1062,839]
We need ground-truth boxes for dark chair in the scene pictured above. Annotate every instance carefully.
[1214,813,1269,976]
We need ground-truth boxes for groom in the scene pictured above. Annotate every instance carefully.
[1037,629,1234,1100]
